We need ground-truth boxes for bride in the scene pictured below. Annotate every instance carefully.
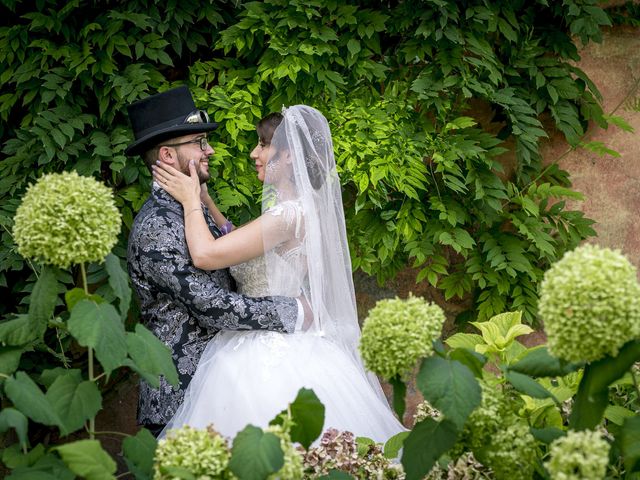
[152,105,405,442]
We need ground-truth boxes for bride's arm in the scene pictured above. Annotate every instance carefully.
[200,186,233,233]
[153,161,290,270]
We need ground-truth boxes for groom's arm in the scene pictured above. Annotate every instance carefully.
[134,210,298,333]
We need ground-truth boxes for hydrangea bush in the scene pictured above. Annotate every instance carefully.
[154,425,232,480]
[359,295,446,380]
[544,430,610,480]
[303,428,404,479]
[538,244,640,362]
[12,171,121,269]
[462,381,538,480]
[266,424,305,480]
[153,424,402,479]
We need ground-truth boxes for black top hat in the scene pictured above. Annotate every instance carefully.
[125,86,218,156]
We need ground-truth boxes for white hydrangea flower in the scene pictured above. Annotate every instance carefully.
[13,171,121,269]
[154,425,232,479]
[538,244,640,363]
[545,429,609,480]
[359,295,445,380]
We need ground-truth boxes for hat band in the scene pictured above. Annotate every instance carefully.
[135,110,210,140]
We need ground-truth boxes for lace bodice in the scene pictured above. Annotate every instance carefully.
[230,201,307,298]
[229,256,270,297]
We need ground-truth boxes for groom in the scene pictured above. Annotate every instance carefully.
[125,86,305,437]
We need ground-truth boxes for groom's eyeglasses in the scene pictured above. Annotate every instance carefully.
[163,136,210,151]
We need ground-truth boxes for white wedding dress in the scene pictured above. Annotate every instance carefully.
[163,249,405,443]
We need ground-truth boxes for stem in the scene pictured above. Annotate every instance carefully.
[630,366,640,405]
[56,328,70,368]
[80,262,95,440]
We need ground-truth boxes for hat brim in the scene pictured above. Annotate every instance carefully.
[125,122,219,156]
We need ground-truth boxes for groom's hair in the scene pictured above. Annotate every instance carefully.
[256,112,283,146]
[143,146,161,170]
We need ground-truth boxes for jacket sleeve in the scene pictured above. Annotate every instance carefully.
[131,207,298,333]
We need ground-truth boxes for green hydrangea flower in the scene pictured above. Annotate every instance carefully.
[545,430,609,480]
[464,381,537,480]
[538,244,640,363]
[12,171,121,269]
[266,424,304,480]
[154,425,232,479]
[359,295,445,380]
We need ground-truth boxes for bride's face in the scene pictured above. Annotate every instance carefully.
[250,141,291,184]
[250,140,272,183]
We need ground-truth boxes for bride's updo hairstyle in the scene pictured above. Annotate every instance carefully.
[256,112,283,146]
[258,107,332,190]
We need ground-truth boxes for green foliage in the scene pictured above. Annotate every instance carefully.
[0,172,177,477]
[271,387,326,450]
[228,425,285,480]
[0,0,614,326]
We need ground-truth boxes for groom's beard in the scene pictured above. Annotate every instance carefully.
[177,151,210,183]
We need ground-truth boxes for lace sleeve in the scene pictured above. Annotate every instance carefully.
[262,201,304,241]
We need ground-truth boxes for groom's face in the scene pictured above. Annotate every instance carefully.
[171,133,214,183]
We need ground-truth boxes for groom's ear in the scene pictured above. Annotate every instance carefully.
[158,145,178,166]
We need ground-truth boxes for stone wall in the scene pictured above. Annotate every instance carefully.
[354,21,640,424]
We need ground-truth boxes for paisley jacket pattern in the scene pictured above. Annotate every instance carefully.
[127,185,297,425]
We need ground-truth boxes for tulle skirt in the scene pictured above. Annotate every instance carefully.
[162,330,406,443]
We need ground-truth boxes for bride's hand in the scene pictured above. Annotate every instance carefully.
[153,160,201,207]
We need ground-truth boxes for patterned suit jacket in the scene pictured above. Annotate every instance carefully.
[127,184,298,425]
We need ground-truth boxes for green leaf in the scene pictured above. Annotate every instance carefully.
[122,428,157,480]
[416,356,481,429]
[5,451,74,480]
[54,440,117,480]
[105,253,131,320]
[67,300,127,375]
[46,371,102,436]
[444,333,484,351]
[604,405,635,426]
[273,387,325,449]
[64,288,103,311]
[229,425,284,480]
[28,266,59,340]
[4,372,63,428]
[508,346,582,377]
[0,345,26,376]
[530,427,565,444]
[1,443,45,469]
[125,323,179,388]
[505,370,557,401]
[448,348,487,378]
[0,408,29,449]
[0,315,37,346]
[401,419,458,480]
[389,375,407,420]
[383,431,409,459]
[620,416,640,472]
[346,39,361,57]
[570,340,640,430]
